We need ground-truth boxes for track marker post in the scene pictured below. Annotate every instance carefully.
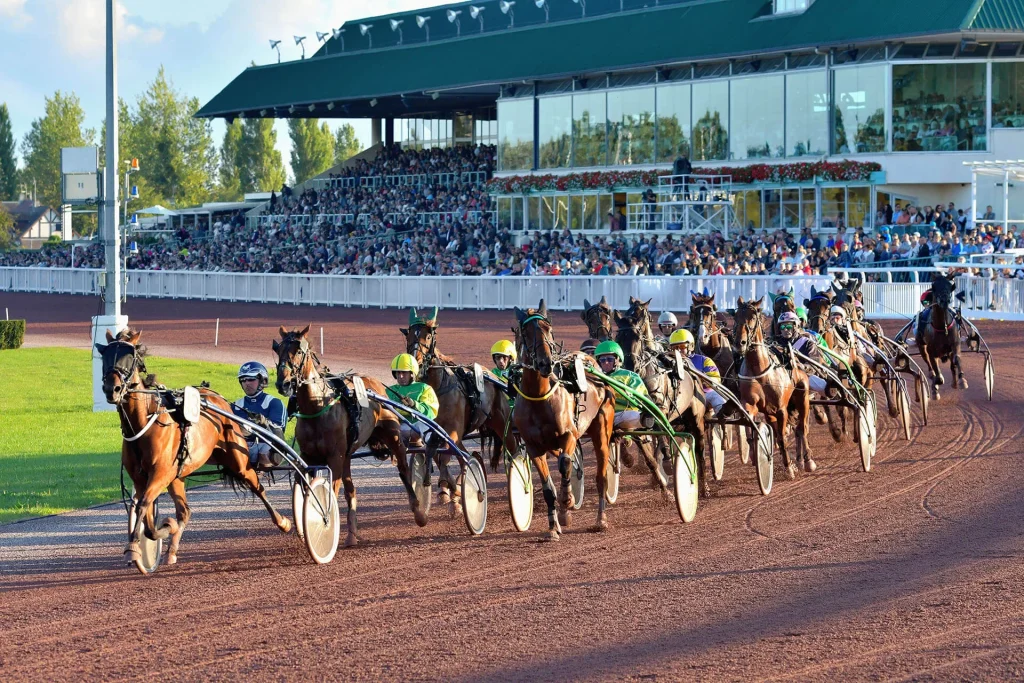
[215,318,220,346]
[320,326,324,356]
[4,308,8,320]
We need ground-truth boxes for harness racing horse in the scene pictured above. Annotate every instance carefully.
[831,279,900,418]
[802,289,856,442]
[733,298,814,479]
[616,298,708,497]
[916,275,967,399]
[274,325,425,547]
[513,300,616,540]
[97,329,292,570]
[401,308,518,505]
[768,288,797,338]
[581,296,614,342]
[687,290,736,381]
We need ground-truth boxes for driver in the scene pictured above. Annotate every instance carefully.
[580,338,600,356]
[232,361,286,469]
[594,340,647,431]
[669,329,725,415]
[490,340,516,381]
[656,311,678,343]
[776,312,830,396]
[387,354,439,448]
[830,305,852,343]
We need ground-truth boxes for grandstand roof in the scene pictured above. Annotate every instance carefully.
[198,0,1019,121]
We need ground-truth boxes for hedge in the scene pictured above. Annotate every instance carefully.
[0,320,25,350]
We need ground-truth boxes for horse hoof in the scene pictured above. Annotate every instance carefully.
[413,508,428,527]
[594,515,609,532]
[804,457,817,473]
[786,464,797,480]
[438,490,451,505]
[124,543,141,564]
[557,508,571,528]
[451,499,463,517]
[545,529,560,542]
[620,447,636,468]
[649,473,663,491]
[958,379,969,390]
[344,533,358,548]
[813,407,828,425]
[279,517,292,534]
[166,553,178,566]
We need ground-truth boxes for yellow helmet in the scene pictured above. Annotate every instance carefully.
[669,328,695,347]
[490,340,517,361]
[391,353,419,375]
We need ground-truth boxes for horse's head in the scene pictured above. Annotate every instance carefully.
[515,299,555,377]
[733,296,766,354]
[580,295,613,341]
[272,324,312,397]
[931,274,955,308]
[804,286,834,334]
[770,288,796,318]
[613,306,648,373]
[688,290,718,347]
[95,328,147,404]
[400,319,438,380]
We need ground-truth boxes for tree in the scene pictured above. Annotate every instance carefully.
[20,91,95,210]
[289,118,335,184]
[0,104,17,200]
[0,203,13,251]
[334,123,362,165]
[216,119,244,201]
[239,118,286,192]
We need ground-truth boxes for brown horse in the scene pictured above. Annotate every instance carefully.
[274,325,424,547]
[513,300,616,540]
[581,296,614,341]
[768,288,797,338]
[733,298,813,479]
[687,290,736,380]
[400,308,517,505]
[915,275,967,399]
[97,329,291,570]
[802,287,852,442]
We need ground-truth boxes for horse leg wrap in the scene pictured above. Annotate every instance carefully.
[542,474,557,518]
[558,454,571,479]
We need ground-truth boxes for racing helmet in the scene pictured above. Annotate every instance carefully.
[777,312,800,338]
[795,307,808,323]
[830,305,847,319]
[669,328,695,348]
[594,340,625,364]
[657,311,678,327]
[238,361,269,387]
[390,353,420,376]
[490,339,517,361]
[580,338,601,354]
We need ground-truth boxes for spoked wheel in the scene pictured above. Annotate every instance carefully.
[754,423,774,496]
[914,372,930,425]
[856,392,878,473]
[738,425,751,465]
[569,443,584,510]
[605,442,621,504]
[302,477,340,565]
[672,436,698,524]
[292,479,306,541]
[408,451,432,517]
[896,379,912,441]
[984,354,994,402]
[506,446,533,532]
[709,423,725,481]
[461,455,488,536]
[128,492,163,575]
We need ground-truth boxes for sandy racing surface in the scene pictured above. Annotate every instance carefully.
[2,293,1024,681]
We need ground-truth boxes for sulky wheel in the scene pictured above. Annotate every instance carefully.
[710,423,725,482]
[461,455,488,536]
[856,393,878,473]
[128,491,163,575]
[302,477,340,565]
[569,443,585,510]
[672,437,698,524]
[755,423,774,496]
[985,355,994,402]
[605,441,621,504]
[292,479,306,541]
[408,451,432,518]
[506,445,533,532]
[738,425,751,465]
[896,379,912,441]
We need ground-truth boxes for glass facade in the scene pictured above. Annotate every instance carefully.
[833,65,886,154]
[786,70,829,156]
[730,75,785,160]
[892,63,986,151]
[692,81,729,161]
[607,88,655,166]
[655,83,691,162]
[992,62,1024,128]
[572,92,607,167]
[497,99,534,171]
[538,96,572,169]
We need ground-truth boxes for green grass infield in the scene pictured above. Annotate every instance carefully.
[0,347,290,525]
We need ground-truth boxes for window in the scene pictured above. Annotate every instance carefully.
[572,92,607,167]
[730,75,785,160]
[607,88,655,165]
[735,190,762,230]
[656,83,691,163]
[692,81,729,161]
[497,99,535,171]
[832,65,886,154]
[785,70,829,157]
[892,63,987,151]
[848,186,871,228]
[538,96,572,169]
[993,62,1024,129]
[773,0,812,14]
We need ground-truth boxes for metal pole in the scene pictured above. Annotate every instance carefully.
[103,0,120,317]
[320,326,324,356]
[215,318,220,346]
[971,168,978,233]
[1004,169,1010,235]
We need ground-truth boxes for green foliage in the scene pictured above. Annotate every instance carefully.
[692,109,728,161]
[20,91,95,211]
[239,118,286,192]
[334,123,362,165]
[0,103,17,200]
[0,319,25,349]
[216,119,244,201]
[289,118,335,184]
[0,204,13,251]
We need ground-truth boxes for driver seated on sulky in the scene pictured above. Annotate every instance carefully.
[775,312,830,396]
[232,361,286,469]
[669,329,726,416]
[594,340,647,431]
[387,354,439,448]
[656,311,678,344]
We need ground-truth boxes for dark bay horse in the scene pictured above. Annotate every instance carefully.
[401,308,518,505]
[581,296,614,341]
[802,287,853,442]
[916,275,967,399]
[832,279,897,417]
[97,329,291,569]
[768,288,797,338]
[733,298,813,478]
[513,300,616,540]
[275,325,424,547]
[687,290,736,380]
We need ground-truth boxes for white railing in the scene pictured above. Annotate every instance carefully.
[306,171,491,192]
[251,213,355,228]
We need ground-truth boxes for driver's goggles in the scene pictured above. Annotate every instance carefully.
[240,376,260,382]
[597,355,617,364]
[779,323,796,331]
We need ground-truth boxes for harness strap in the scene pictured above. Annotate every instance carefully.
[293,396,341,419]
[122,409,164,442]
[513,382,559,402]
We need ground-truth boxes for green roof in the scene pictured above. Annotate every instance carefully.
[198,0,1016,120]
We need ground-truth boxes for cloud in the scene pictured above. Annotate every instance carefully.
[0,0,32,29]
[54,0,164,59]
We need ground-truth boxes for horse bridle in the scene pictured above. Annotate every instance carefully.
[277,335,323,394]
[518,314,555,372]
[736,307,766,354]
[689,303,718,347]
[101,341,146,400]
[806,295,833,334]
[407,323,438,382]
[583,305,612,340]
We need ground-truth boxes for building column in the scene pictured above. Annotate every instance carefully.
[371,118,382,146]
[385,118,395,146]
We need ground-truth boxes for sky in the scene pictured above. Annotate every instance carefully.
[0,0,445,181]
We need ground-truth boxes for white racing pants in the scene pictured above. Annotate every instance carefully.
[614,410,643,431]
[400,421,429,444]
[703,388,726,413]
[808,375,828,394]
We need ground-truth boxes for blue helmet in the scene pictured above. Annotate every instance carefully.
[238,361,269,383]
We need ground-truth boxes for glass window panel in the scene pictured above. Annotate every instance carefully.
[892,63,987,151]
[764,189,783,228]
[786,70,829,157]
[730,75,784,160]
[538,96,572,169]
[541,196,556,230]
[555,196,569,229]
[583,194,598,230]
[498,99,535,171]
[528,196,543,231]
[992,62,1024,128]
[572,92,607,167]
[497,197,512,230]
[820,188,846,228]
[570,195,583,230]
[833,65,886,154]
[782,188,801,229]
[802,188,817,228]
[510,197,522,231]
[656,84,691,162]
[607,87,655,165]
[847,186,870,229]
[599,194,613,230]
[736,190,762,230]
[692,81,729,161]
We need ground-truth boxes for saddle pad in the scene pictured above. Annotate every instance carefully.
[350,376,370,408]
[182,386,201,424]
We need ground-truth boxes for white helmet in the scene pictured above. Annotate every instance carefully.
[658,311,678,326]
[830,305,847,319]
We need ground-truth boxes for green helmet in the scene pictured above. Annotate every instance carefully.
[594,340,624,363]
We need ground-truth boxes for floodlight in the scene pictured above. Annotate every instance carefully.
[269,39,282,63]
[573,0,586,16]
[369,98,378,107]
[359,23,374,48]
[536,0,549,23]
[416,15,431,41]
[331,27,345,51]
[288,105,296,114]
[447,9,462,36]
[500,0,516,26]
[294,35,307,59]
[316,31,329,42]
[327,102,336,111]
[390,18,404,44]
[469,5,486,30]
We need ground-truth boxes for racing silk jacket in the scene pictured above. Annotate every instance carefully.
[233,391,286,438]
[690,355,721,384]
[386,382,440,420]
[490,367,509,381]
[608,368,649,412]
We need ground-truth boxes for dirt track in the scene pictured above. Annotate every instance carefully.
[2,293,1024,682]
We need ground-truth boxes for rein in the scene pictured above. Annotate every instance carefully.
[512,381,560,402]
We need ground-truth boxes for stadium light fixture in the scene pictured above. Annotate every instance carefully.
[259,109,267,116]
[288,105,296,114]
[269,39,282,63]
[572,0,586,16]
[535,0,548,22]
[316,31,329,42]
[327,102,335,111]
[390,19,404,44]
[294,35,307,59]
[359,23,374,48]
[469,5,485,31]
[332,27,346,51]
[369,98,378,107]
[447,10,462,36]
[415,15,431,41]
[308,104,316,112]
[500,1,516,27]
[432,91,441,100]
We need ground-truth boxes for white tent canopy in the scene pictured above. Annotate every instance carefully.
[134,205,178,216]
